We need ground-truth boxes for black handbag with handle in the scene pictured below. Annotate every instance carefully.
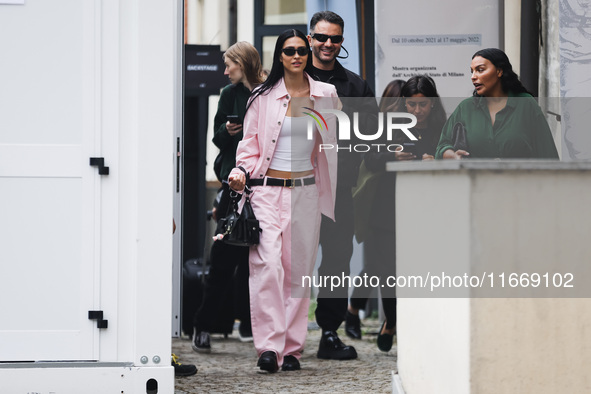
[451,122,469,152]
[214,174,261,247]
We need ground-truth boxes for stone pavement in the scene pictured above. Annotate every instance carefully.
[173,319,397,393]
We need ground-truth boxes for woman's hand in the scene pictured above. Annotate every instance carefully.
[226,121,243,136]
[422,154,435,161]
[228,170,246,191]
[442,149,470,159]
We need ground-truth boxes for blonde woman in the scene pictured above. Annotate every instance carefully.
[192,41,264,353]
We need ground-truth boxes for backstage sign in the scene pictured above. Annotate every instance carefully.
[185,44,227,96]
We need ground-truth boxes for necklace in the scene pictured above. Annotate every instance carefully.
[413,127,426,140]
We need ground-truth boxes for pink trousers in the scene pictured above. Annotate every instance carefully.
[247,179,321,367]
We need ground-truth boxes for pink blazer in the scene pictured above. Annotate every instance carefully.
[230,73,338,220]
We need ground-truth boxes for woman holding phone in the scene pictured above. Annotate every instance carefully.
[212,41,265,181]
[192,42,264,353]
[348,75,446,352]
[228,29,339,373]
[395,75,447,160]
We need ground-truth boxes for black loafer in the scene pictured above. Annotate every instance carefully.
[257,351,279,373]
[345,311,362,340]
[317,331,358,360]
[281,355,301,371]
[377,321,394,352]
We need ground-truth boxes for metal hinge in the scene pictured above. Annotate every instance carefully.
[89,157,110,175]
[88,310,108,329]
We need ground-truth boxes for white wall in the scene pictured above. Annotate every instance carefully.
[187,0,230,48]
[504,0,521,72]
[238,0,255,43]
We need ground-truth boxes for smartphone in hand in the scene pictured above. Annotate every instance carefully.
[227,115,241,124]
[402,142,422,160]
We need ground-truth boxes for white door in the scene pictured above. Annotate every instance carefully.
[0,0,115,361]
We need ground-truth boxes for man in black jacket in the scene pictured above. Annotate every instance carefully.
[307,10,376,360]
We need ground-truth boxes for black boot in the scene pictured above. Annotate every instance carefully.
[317,330,358,360]
[344,311,362,339]
[191,328,211,353]
[171,353,198,376]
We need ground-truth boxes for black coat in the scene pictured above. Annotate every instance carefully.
[309,61,377,190]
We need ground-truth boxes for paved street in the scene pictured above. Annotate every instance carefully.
[173,319,396,393]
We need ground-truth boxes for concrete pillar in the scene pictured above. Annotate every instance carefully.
[390,160,591,394]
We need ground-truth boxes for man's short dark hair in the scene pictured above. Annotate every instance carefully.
[309,11,344,33]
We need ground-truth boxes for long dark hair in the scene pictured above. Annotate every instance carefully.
[401,75,447,128]
[472,48,531,96]
[246,29,313,111]
[395,75,447,148]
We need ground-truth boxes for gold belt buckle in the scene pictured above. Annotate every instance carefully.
[288,178,295,189]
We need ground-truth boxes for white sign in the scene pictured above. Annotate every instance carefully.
[375,0,501,98]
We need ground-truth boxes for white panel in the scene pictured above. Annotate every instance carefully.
[0,178,82,327]
[0,0,100,362]
[0,0,85,145]
[397,298,471,394]
[0,177,94,360]
[0,144,83,177]
[0,366,174,394]
[116,0,175,367]
[396,172,471,393]
[171,0,184,338]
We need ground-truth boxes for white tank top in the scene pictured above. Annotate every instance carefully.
[269,116,315,172]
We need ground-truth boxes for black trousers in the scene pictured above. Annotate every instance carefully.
[192,240,250,332]
[315,188,355,332]
[349,228,396,329]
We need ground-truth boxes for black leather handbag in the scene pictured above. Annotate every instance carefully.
[452,122,469,152]
[214,178,261,247]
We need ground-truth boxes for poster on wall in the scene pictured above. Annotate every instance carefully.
[559,0,591,160]
[375,0,502,98]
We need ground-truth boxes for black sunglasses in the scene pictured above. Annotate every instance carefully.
[281,47,309,56]
[311,33,344,43]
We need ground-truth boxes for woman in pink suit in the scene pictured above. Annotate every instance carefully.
[228,29,338,373]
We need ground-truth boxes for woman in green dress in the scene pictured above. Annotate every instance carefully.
[435,48,559,159]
